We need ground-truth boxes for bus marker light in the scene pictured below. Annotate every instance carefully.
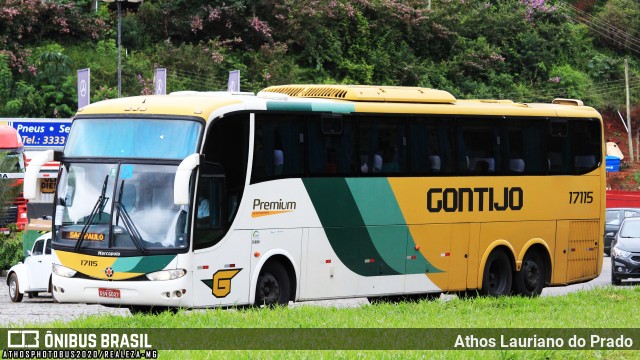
[254,252,261,257]
[407,255,417,260]
[175,291,182,298]
[415,245,420,251]
[325,259,331,264]
[364,258,375,263]
[225,264,236,268]
[441,252,450,257]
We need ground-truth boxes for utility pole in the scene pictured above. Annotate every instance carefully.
[626,58,634,162]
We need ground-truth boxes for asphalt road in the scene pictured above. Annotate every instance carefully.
[0,259,631,327]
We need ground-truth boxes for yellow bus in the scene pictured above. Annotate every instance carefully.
[25,85,604,312]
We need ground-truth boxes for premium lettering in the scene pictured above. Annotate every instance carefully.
[253,199,297,211]
[427,187,523,212]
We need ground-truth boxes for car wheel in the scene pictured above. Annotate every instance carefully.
[8,273,23,303]
[611,269,622,286]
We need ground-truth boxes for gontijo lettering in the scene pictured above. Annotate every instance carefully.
[427,187,523,213]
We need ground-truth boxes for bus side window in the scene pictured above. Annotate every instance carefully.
[504,119,545,174]
[548,120,571,174]
[251,115,304,183]
[572,119,601,174]
[359,117,406,175]
[458,119,501,174]
[308,115,355,176]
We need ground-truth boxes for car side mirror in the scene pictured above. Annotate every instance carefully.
[26,250,32,257]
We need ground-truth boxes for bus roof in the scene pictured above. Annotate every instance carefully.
[75,85,601,121]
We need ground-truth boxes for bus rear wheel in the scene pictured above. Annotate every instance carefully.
[514,251,546,296]
[255,262,290,307]
[482,250,512,297]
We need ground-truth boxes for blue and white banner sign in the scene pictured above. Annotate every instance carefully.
[1,118,72,149]
[227,70,240,92]
[155,68,166,95]
[77,68,90,108]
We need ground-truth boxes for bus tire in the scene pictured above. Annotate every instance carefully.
[255,261,290,307]
[481,249,512,297]
[513,251,545,296]
[9,273,23,303]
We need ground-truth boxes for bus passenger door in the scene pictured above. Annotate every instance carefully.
[192,166,252,307]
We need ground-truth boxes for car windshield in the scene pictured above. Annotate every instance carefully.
[619,220,640,238]
[53,162,190,253]
[606,210,621,225]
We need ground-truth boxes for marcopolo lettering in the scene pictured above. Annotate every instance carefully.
[427,187,524,213]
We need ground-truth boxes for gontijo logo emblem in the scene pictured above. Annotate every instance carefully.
[251,198,296,218]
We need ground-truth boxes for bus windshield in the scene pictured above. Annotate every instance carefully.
[65,118,201,159]
[54,162,189,253]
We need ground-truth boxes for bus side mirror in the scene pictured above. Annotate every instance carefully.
[24,150,54,200]
[174,153,200,205]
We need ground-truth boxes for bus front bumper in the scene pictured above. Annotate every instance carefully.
[52,273,192,307]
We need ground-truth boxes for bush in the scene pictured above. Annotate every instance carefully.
[0,229,24,271]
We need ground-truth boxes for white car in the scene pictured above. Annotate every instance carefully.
[6,232,53,302]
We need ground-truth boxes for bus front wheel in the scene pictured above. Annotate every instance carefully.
[514,251,546,296]
[482,250,512,297]
[255,262,290,307]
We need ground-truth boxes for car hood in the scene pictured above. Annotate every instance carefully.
[615,237,640,252]
[605,224,620,233]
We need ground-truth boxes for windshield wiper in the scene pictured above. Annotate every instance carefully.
[114,180,146,254]
[75,175,110,251]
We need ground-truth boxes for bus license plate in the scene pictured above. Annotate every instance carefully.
[98,288,121,298]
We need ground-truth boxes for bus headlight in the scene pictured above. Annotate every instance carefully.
[52,264,77,278]
[146,269,187,281]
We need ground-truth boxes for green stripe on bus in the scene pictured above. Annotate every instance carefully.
[113,255,175,273]
[266,102,313,112]
[303,178,400,276]
[345,178,406,273]
[266,102,354,113]
[345,178,441,274]
[311,103,354,113]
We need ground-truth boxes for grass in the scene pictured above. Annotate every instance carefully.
[14,286,640,359]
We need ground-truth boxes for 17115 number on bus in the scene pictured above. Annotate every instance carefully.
[569,191,594,204]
